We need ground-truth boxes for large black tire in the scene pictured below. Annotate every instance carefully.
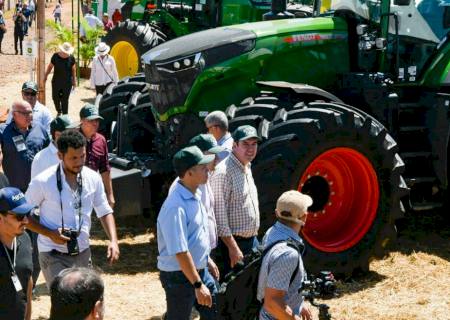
[229,95,408,277]
[98,81,148,139]
[103,20,166,78]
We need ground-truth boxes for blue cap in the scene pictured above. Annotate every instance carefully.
[0,187,35,215]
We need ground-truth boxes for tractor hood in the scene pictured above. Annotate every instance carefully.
[142,17,343,64]
[141,27,257,64]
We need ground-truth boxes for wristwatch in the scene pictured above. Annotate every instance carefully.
[193,280,202,289]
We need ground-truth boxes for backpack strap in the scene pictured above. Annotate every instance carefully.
[262,238,305,286]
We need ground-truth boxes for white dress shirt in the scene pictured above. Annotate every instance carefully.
[31,142,59,179]
[217,132,234,161]
[90,54,119,87]
[7,101,53,134]
[25,164,113,253]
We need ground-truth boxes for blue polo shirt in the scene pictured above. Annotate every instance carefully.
[0,122,50,192]
[157,181,210,272]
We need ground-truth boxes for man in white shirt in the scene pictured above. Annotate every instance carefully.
[25,130,120,288]
[6,81,53,134]
[90,42,119,95]
[204,111,234,161]
[31,115,73,179]
[80,9,103,38]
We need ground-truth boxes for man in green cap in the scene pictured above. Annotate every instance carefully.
[6,81,53,134]
[31,115,73,179]
[210,125,261,277]
[78,104,115,208]
[168,133,225,280]
[157,145,218,319]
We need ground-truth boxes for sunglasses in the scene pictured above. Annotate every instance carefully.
[23,91,37,97]
[8,213,27,221]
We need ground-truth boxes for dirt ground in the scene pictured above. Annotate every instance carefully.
[0,2,449,320]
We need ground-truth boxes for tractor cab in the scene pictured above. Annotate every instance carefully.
[322,0,450,84]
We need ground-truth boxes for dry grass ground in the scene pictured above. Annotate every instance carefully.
[31,213,450,320]
[0,2,449,319]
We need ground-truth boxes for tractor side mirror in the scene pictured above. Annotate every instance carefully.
[393,0,410,5]
[443,7,450,29]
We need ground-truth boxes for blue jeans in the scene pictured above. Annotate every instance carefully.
[218,236,259,279]
[160,268,218,320]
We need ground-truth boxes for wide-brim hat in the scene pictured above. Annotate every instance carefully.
[59,42,75,55]
[95,42,110,56]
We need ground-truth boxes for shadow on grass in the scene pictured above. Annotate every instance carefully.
[395,208,450,262]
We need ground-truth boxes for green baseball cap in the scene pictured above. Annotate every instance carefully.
[80,103,104,120]
[50,115,73,133]
[189,134,225,154]
[22,81,38,92]
[173,146,215,175]
[232,125,260,141]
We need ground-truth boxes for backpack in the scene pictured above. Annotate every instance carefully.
[216,238,304,320]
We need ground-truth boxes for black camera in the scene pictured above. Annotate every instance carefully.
[302,271,336,298]
[62,229,79,256]
[302,271,337,320]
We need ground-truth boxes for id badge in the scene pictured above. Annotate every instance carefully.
[12,135,27,152]
[11,274,23,292]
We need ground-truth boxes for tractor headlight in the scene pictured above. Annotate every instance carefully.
[156,53,203,73]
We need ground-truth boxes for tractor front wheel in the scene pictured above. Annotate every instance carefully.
[103,20,166,78]
[234,98,408,277]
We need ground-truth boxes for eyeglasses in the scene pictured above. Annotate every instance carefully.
[14,110,33,116]
[23,91,37,97]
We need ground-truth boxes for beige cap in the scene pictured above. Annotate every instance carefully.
[275,190,313,226]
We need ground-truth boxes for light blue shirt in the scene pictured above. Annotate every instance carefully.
[257,222,306,320]
[217,132,233,161]
[157,181,210,272]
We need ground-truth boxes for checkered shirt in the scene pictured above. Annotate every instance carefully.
[210,153,260,238]
[257,222,306,319]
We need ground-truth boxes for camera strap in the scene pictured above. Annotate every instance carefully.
[56,165,83,234]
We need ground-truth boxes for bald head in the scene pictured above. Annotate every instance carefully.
[12,100,33,130]
[50,267,104,320]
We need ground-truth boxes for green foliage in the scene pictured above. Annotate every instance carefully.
[45,19,74,51]
[79,18,106,68]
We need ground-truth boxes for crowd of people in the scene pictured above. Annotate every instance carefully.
[0,4,314,318]
[0,77,315,319]
[156,113,314,320]
[0,79,120,319]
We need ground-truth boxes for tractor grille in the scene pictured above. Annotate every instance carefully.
[145,55,201,117]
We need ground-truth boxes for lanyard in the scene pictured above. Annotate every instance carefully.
[56,165,83,234]
[2,238,17,275]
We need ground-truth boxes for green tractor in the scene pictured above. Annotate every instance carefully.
[103,0,314,78]
[100,0,450,276]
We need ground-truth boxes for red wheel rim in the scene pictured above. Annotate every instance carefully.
[298,147,379,252]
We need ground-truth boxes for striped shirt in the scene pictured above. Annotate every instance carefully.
[210,153,260,238]
[257,222,306,320]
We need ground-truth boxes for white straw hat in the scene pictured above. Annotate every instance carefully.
[95,42,110,56]
[59,42,75,55]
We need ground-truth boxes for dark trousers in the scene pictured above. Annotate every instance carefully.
[95,82,112,95]
[218,236,259,279]
[0,32,4,51]
[52,83,71,114]
[160,268,218,320]
[14,31,24,54]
